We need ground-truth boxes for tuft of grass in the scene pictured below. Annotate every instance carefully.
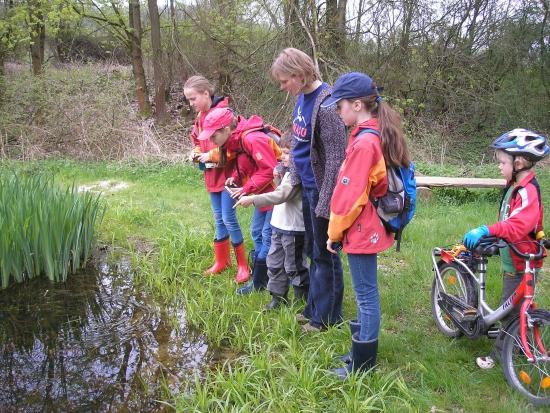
[0,170,104,288]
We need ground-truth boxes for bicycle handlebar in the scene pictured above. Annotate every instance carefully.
[475,236,548,260]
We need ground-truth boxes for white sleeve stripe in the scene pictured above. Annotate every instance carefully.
[509,187,528,218]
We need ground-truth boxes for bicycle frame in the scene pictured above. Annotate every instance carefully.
[432,244,547,362]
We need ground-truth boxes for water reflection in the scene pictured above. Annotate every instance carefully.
[0,250,208,412]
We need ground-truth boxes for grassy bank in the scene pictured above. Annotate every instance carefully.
[4,159,550,412]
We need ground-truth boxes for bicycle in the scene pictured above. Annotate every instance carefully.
[431,236,550,405]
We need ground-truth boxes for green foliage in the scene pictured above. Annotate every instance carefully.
[0,169,104,288]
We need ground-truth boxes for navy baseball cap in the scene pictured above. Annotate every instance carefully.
[321,72,379,108]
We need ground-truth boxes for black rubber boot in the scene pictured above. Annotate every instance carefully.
[339,319,361,364]
[292,284,309,304]
[252,258,268,291]
[331,332,378,380]
[265,292,288,310]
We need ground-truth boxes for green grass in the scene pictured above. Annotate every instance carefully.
[0,169,104,288]
[3,159,549,412]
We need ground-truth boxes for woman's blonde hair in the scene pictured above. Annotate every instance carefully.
[270,48,320,87]
[184,75,215,96]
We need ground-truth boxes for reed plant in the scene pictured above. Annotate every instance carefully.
[0,171,104,288]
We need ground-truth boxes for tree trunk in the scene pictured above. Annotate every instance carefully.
[147,0,167,122]
[28,0,45,75]
[325,0,347,59]
[128,0,151,117]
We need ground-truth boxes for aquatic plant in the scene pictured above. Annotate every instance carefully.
[0,171,104,288]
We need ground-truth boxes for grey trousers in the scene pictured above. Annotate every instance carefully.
[266,231,309,296]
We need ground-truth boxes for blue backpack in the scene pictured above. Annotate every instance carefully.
[357,128,417,252]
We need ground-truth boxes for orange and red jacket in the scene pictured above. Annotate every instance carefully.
[223,115,278,212]
[328,118,394,254]
[487,171,545,271]
[190,96,233,192]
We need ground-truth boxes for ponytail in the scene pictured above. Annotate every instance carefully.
[358,95,411,168]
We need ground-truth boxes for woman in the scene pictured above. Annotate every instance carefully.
[184,76,249,283]
[270,48,347,332]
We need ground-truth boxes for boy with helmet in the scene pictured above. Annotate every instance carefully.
[463,128,549,369]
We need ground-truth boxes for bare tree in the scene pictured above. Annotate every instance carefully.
[129,0,151,116]
[147,0,167,121]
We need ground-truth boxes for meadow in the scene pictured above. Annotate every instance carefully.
[4,159,549,412]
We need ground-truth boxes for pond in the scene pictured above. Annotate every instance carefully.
[0,249,208,412]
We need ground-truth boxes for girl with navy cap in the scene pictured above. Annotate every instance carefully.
[324,72,411,378]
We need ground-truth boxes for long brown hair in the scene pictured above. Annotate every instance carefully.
[356,94,411,168]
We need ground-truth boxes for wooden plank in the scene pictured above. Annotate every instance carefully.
[416,176,506,189]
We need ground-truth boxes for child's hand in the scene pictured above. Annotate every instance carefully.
[326,239,342,254]
[463,226,489,249]
[197,152,210,163]
[234,196,254,208]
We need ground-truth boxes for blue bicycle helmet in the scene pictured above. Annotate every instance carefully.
[491,128,549,162]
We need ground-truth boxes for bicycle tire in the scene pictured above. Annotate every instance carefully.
[431,262,478,337]
[501,309,550,406]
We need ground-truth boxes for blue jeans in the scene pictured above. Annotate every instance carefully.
[302,186,344,327]
[348,253,380,341]
[209,190,244,245]
[251,208,272,260]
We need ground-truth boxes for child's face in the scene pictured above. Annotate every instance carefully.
[281,148,290,167]
[184,88,211,113]
[210,127,231,147]
[336,99,360,127]
[496,150,514,181]
[276,74,303,96]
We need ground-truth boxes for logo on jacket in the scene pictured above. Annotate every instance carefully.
[255,152,263,161]
[341,176,350,185]
[370,232,380,244]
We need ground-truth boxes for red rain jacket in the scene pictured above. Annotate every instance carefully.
[488,171,545,271]
[328,118,394,254]
[223,115,278,212]
[190,97,233,192]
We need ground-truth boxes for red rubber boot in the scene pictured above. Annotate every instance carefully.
[204,238,231,275]
[233,242,251,284]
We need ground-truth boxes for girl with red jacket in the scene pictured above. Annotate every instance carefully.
[463,128,548,369]
[197,107,279,294]
[323,72,411,378]
[184,76,250,284]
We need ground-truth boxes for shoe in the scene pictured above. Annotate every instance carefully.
[476,356,495,369]
[296,313,309,324]
[204,237,231,275]
[292,285,309,305]
[233,242,251,284]
[236,281,254,295]
[301,322,325,333]
[339,319,361,364]
[265,293,288,310]
[331,332,378,380]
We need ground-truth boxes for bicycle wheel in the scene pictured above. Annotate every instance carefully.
[431,262,477,337]
[501,309,550,406]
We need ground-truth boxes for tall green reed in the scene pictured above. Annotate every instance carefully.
[0,171,104,288]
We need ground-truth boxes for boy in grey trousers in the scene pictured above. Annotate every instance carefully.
[234,134,309,309]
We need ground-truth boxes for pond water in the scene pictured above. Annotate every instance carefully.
[0,250,208,412]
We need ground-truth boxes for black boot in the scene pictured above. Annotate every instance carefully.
[292,284,309,304]
[339,319,361,364]
[252,258,268,291]
[265,292,288,310]
[331,332,378,380]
